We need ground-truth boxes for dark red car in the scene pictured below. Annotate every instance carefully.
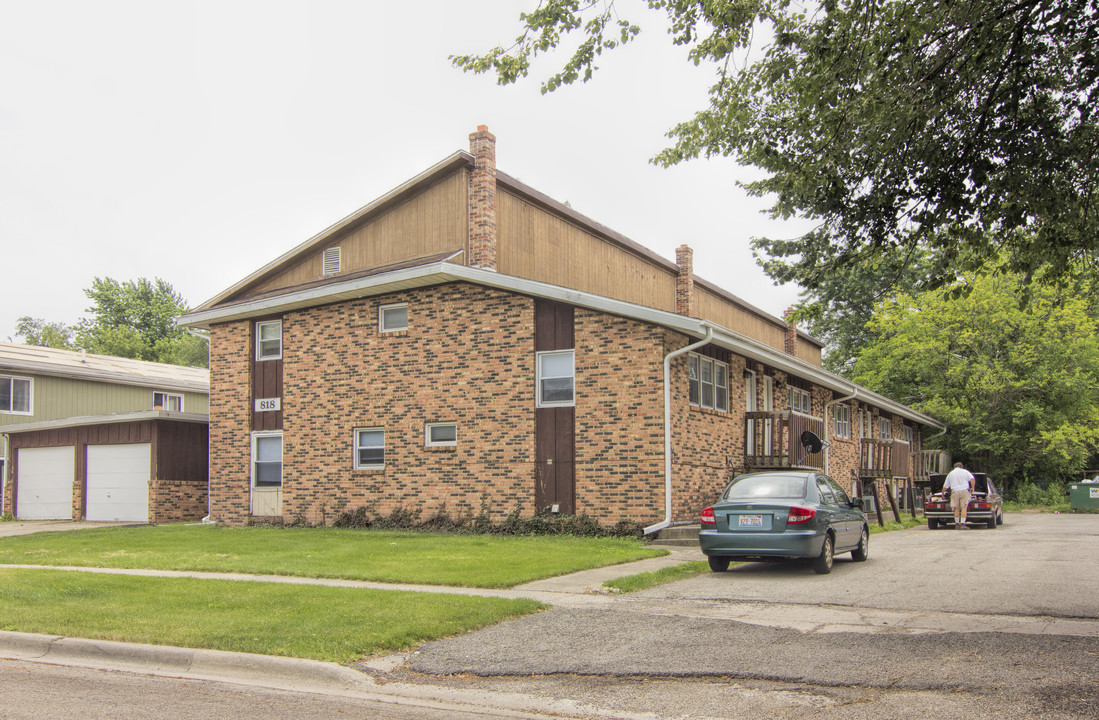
[924,472,1004,529]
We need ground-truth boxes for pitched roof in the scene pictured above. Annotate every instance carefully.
[0,343,209,394]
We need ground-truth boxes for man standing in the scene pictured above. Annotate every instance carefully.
[943,462,975,528]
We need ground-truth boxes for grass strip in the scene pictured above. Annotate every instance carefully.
[0,525,665,589]
[0,568,543,663]
[602,560,712,593]
[868,516,925,534]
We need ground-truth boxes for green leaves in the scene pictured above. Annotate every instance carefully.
[850,270,1099,488]
[456,0,1099,302]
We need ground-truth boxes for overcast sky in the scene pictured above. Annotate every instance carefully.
[1,1,810,342]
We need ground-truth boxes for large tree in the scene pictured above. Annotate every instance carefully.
[850,270,1099,489]
[455,0,1099,299]
[16,278,207,368]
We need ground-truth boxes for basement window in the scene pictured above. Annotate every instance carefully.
[425,422,457,447]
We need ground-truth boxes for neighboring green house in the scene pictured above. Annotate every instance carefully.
[0,342,210,522]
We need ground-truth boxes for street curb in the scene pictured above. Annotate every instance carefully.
[0,631,617,719]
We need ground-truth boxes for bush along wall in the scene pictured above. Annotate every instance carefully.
[330,502,646,539]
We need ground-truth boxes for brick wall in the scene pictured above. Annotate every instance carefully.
[208,320,253,524]
[278,284,534,525]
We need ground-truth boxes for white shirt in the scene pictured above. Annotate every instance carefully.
[943,467,974,492]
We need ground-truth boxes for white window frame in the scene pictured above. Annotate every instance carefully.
[255,320,282,361]
[0,375,32,415]
[833,403,851,439]
[788,386,812,414]
[251,431,283,488]
[152,391,183,412]
[536,350,575,408]
[322,246,341,276]
[354,427,385,469]
[903,424,913,444]
[425,422,458,447]
[879,416,892,439]
[379,303,409,333]
[688,353,729,412]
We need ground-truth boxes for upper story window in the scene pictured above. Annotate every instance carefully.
[878,416,892,439]
[0,375,31,414]
[903,425,914,444]
[256,320,282,361]
[153,391,183,412]
[788,386,812,414]
[833,403,851,439]
[688,354,729,412]
[379,303,409,333]
[537,350,575,407]
[322,246,341,276]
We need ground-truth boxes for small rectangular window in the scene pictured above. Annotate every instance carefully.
[879,417,892,439]
[153,391,183,412]
[322,246,341,276]
[788,386,811,414]
[0,375,32,414]
[379,303,409,333]
[688,354,728,412]
[537,350,575,407]
[425,422,457,447]
[256,320,282,360]
[834,404,851,439]
[252,433,283,487]
[355,428,385,469]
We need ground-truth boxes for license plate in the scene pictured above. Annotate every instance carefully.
[738,514,764,527]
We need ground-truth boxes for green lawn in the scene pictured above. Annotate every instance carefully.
[0,524,666,588]
[0,568,543,663]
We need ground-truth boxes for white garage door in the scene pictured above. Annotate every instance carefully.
[16,446,75,520]
[86,443,150,522]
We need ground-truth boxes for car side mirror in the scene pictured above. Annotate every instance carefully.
[851,497,864,509]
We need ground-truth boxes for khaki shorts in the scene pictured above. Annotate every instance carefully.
[950,490,971,511]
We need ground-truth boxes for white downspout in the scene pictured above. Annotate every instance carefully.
[823,385,858,475]
[645,325,714,535]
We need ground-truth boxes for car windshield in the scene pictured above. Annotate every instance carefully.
[724,474,807,501]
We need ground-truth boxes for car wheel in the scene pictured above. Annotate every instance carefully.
[851,526,869,562]
[987,513,997,529]
[813,534,834,574]
[997,510,1004,525]
[708,556,731,573]
[928,518,939,530]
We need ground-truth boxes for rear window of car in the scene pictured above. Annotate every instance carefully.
[723,474,807,501]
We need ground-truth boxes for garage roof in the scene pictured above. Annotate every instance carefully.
[0,343,209,394]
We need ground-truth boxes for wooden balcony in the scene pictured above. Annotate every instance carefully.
[859,438,912,479]
[745,411,825,471]
[911,449,944,482]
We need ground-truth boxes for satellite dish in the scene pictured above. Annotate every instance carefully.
[795,430,827,466]
[801,430,824,455]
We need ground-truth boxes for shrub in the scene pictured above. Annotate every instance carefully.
[330,503,645,538]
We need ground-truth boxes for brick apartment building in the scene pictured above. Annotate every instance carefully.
[180,126,943,531]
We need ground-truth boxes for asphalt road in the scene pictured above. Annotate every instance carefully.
[404,513,1099,718]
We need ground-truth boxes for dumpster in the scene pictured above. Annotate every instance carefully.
[1070,473,1099,511]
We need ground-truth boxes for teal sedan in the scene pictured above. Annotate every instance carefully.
[699,471,869,574]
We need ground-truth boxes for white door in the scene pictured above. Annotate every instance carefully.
[86,443,150,522]
[16,446,75,520]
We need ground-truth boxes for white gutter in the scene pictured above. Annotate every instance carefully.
[644,326,714,535]
[823,386,858,474]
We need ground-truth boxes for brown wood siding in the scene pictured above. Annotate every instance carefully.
[252,357,283,431]
[153,420,209,484]
[497,190,677,312]
[696,286,787,351]
[795,338,823,365]
[534,299,576,514]
[247,171,469,297]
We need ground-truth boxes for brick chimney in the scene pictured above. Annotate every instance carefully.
[468,125,497,271]
[784,307,798,356]
[675,244,696,317]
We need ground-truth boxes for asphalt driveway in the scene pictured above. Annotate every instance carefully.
[406,514,1099,717]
